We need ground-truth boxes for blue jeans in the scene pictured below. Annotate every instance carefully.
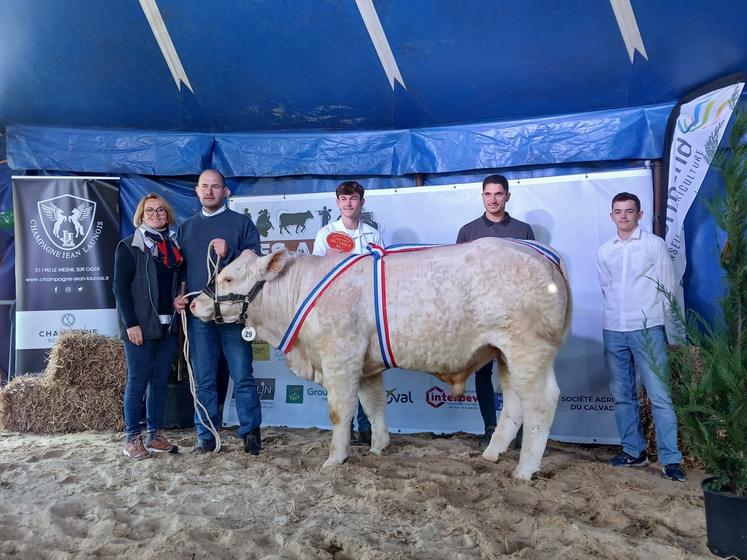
[475,361,497,430]
[187,317,261,440]
[356,401,370,432]
[603,326,682,465]
[123,328,178,440]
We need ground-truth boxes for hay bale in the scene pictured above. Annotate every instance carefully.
[46,330,126,390]
[0,331,126,433]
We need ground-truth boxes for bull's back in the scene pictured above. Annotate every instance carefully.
[381,238,569,371]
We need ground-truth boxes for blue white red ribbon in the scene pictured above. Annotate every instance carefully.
[277,251,369,354]
[277,243,439,363]
[369,243,440,367]
[510,239,562,272]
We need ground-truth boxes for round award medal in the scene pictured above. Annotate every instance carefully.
[326,231,355,253]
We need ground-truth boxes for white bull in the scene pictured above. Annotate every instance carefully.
[191,238,572,479]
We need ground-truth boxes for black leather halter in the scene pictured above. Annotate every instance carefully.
[201,276,265,325]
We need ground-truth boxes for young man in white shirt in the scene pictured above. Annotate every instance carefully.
[312,181,383,445]
[313,181,383,256]
[596,192,685,482]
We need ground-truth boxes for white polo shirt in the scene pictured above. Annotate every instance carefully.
[312,219,384,256]
[596,227,675,332]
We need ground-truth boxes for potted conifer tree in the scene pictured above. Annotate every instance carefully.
[660,105,746,559]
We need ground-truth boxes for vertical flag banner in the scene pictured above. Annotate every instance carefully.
[12,177,120,375]
[663,73,745,330]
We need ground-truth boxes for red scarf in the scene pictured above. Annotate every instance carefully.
[144,229,183,269]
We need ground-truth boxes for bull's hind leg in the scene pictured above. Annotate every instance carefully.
[483,345,560,480]
[483,355,523,462]
[510,355,560,480]
[320,371,359,467]
[358,374,390,454]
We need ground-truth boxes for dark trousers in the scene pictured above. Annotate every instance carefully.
[475,361,498,430]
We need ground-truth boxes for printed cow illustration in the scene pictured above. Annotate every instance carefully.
[279,211,313,234]
[191,238,572,480]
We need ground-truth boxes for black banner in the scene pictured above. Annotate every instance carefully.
[12,177,120,375]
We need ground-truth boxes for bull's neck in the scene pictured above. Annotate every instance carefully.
[249,252,315,348]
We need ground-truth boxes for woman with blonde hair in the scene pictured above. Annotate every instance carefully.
[113,193,183,459]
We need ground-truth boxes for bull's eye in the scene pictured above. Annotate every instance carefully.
[224,277,233,284]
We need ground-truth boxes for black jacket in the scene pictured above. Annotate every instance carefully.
[113,229,180,340]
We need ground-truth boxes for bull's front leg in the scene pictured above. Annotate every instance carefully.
[320,371,359,467]
[358,373,389,454]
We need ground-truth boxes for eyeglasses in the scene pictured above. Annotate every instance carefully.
[144,207,167,216]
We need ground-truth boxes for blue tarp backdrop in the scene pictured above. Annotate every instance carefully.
[7,104,672,178]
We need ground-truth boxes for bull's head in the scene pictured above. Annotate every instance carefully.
[190,248,288,325]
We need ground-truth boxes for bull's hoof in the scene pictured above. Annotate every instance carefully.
[511,466,535,481]
[322,456,348,468]
[482,448,500,462]
[370,434,390,455]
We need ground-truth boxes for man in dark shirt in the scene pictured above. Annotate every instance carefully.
[174,169,263,455]
[456,175,534,243]
[456,174,534,449]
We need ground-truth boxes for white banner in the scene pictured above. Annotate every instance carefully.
[226,169,654,443]
[664,77,744,329]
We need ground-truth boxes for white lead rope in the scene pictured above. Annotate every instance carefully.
[177,251,224,453]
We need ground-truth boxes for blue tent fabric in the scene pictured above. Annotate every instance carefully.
[8,104,674,177]
[6,125,214,176]
[1,1,745,134]
[682,171,729,326]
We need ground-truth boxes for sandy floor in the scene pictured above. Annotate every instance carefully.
[0,428,716,559]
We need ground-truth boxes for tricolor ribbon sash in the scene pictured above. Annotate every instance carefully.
[277,243,439,363]
[277,251,369,353]
[510,239,562,273]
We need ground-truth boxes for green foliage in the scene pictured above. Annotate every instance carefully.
[664,106,747,495]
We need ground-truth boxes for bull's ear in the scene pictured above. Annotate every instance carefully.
[257,247,288,281]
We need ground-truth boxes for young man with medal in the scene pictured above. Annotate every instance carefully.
[312,181,383,256]
[312,181,384,445]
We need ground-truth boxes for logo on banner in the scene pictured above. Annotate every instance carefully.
[36,195,97,251]
[28,194,105,259]
[255,378,275,400]
[386,387,414,405]
[61,313,76,327]
[677,93,733,134]
[425,385,479,409]
[36,312,100,345]
[426,386,447,408]
[285,385,304,404]
[307,386,327,396]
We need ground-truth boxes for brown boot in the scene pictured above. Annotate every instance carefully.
[123,435,150,460]
[145,431,178,454]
